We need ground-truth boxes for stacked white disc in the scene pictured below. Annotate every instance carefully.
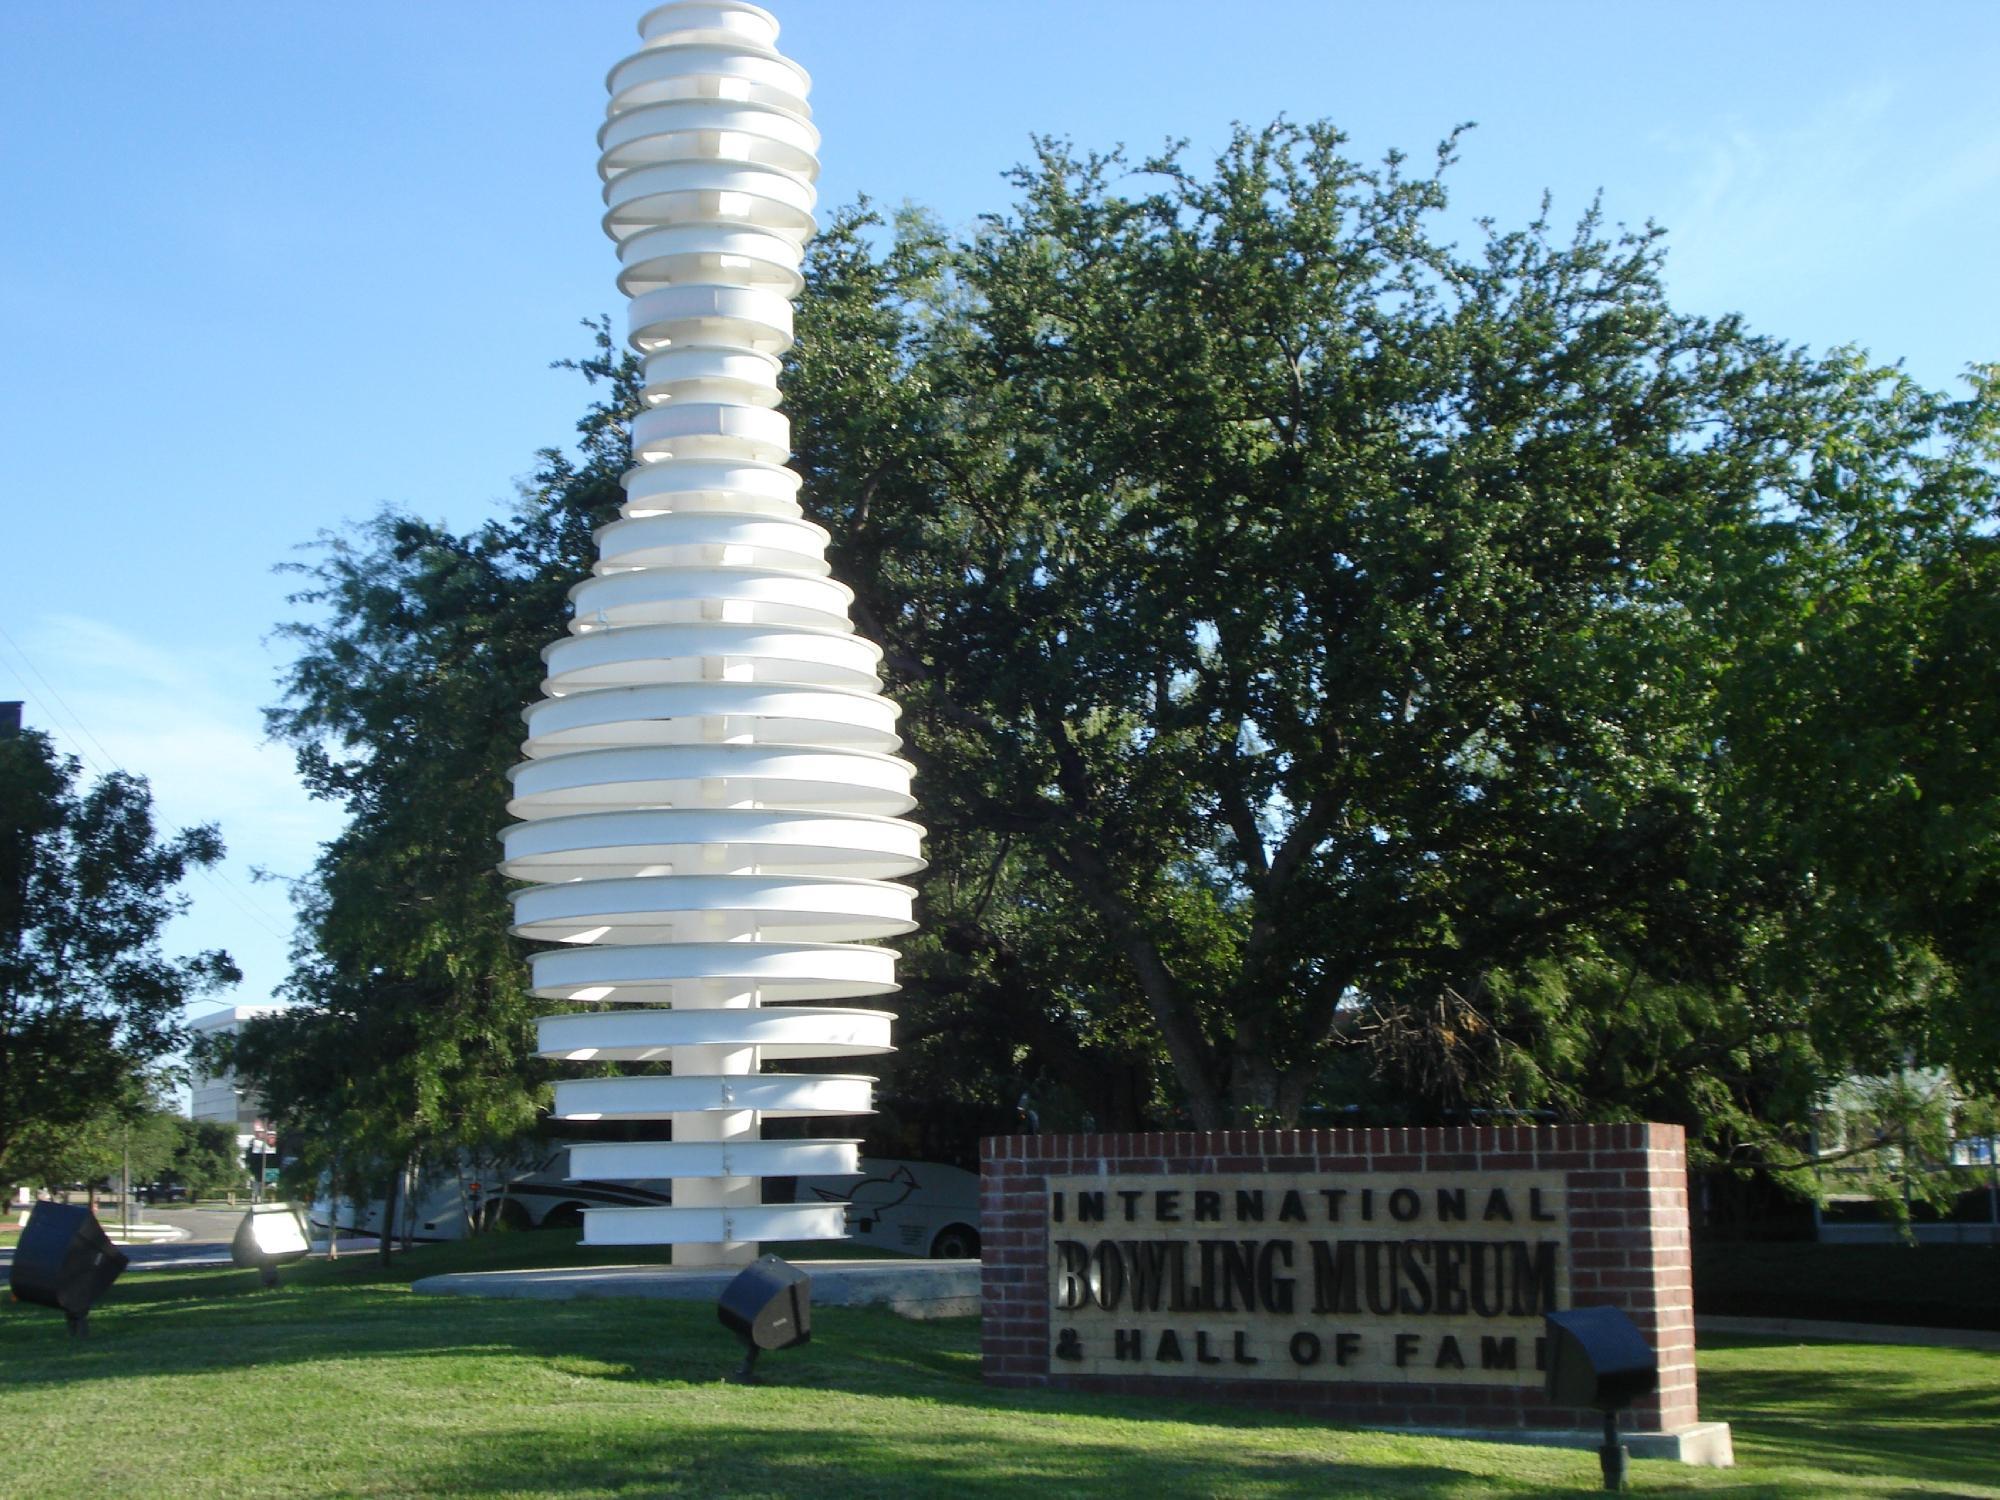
[503,0,920,1267]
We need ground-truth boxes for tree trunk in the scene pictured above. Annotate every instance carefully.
[399,1157,417,1252]
[377,1165,401,1267]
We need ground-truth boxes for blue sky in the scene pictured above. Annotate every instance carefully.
[3,1,1996,1022]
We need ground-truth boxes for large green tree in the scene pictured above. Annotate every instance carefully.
[0,727,236,1162]
[164,1115,248,1201]
[258,120,1996,1190]
[1,1076,183,1204]
[789,124,1999,1148]
[234,331,637,1231]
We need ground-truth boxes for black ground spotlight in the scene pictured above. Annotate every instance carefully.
[231,1203,313,1288]
[8,1201,130,1337]
[1545,1305,1660,1491]
[716,1255,811,1383]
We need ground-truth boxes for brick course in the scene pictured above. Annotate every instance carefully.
[979,1125,1701,1434]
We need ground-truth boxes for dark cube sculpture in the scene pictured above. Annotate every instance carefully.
[1546,1305,1660,1491]
[8,1201,130,1336]
[716,1255,811,1383]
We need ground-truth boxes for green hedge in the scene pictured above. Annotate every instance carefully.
[1695,1242,2000,1330]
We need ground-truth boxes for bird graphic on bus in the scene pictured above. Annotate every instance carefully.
[811,1163,921,1235]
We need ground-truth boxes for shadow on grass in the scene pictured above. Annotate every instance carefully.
[403,1422,1502,1499]
[0,1289,1608,1495]
[12,1268,1998,1495]
[0,1292,1255,1432]
[0,1281,982,1406]
[1700,1348,2000,1492]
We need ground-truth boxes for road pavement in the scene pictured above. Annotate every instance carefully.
[3,1204,373,1272]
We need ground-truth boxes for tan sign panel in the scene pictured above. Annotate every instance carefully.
[1046,1172,1568,1385]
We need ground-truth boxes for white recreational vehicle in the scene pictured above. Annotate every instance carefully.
[790,1159,981,1259]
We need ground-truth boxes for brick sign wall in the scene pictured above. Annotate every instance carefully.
[981,1125,1699,1436]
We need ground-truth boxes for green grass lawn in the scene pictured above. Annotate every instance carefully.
[3,1240,1996,1498]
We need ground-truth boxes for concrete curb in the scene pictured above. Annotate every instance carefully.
[1698,1315,2000,1351]
[412,1258,980,1320]
[105,1223,190,1245]
[1392,1420,1734,1468]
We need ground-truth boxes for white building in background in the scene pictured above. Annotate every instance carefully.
[187,1005,284,1166]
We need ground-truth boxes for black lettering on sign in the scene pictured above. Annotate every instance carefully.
[1233,1331,1258,1366]
[1256,1239,1296,1315]
[1311,1240,1358,1315]
[1321,1188,1347,1221]
[1279,1189,1307,1223]
[1196,1332,1222,1365]
[1289,1331,1322,1366]
[1054,1329,1082,1361]
[1434,1334,1465,1370]
[1090,1241,1128,1310]
[1437,1187,1467,1222]
[1078,1192,1105,1224]
[1388,1187,1422,1222]
[1530,1188,1558,1222]
[1508,1242,1558,1316]
[1194,1189,1222,1222]
[1398,1240,1433,1314]
[1125,1239,1175,1313]
[1468,1241,1505,1317]
[1483,1188,1513,1222]
[1480,1335,1517,1371]
[1194,1241,1220,1312]
[1156,1190,1181,1222]
[1236,1190,1265,1222]
[1363,1241,1400,1316]
[1156,1329,1184,1362]
[1119,1190,1144,1222]
[1053,1240,1091,1309]
[1334,1331,1362,1367]
[1360,1188,1375,1221]
[1114,1328,1144,1361]
[1209,1239,1257,1314]
[1050,1192,1064,1224]
[1435,1241,1468,1316]
[1394,1332,1420,1367]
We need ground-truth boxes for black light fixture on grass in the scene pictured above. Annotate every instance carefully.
[8,1201,130,1337]
[231,1203,313,1288]
[717,1255,811,1383]
[1545,1304,1660,1492]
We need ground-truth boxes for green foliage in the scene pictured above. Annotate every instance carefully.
[237,322,641,1200]
[1698,1241,2000,1333]
[0,729,236,1162]
[0,1075,183,1194]
[789,122,1999,1162]
[166,1116,247,1200]
[257,117,1998,1196]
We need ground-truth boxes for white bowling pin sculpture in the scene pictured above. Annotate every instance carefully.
[503,0,920,1267]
